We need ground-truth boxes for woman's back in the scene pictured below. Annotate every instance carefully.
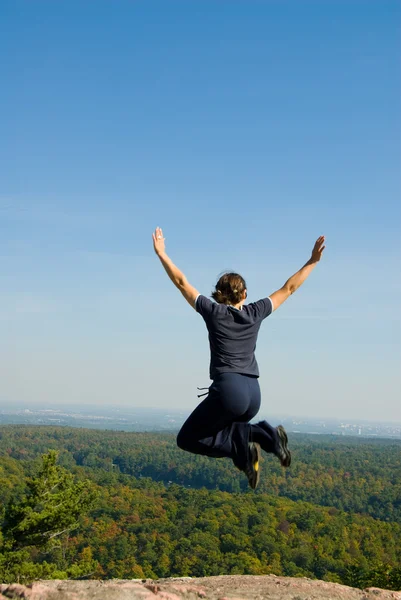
[196,294,273,379]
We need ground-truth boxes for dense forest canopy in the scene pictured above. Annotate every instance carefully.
[0,425,400,589]
[1,426,400,523]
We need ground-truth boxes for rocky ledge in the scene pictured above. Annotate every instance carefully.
[1,575,400,600]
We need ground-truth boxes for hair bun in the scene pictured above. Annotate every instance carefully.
[211,273,247,305]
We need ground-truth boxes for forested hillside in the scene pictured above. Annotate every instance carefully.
[0,426,400,589]
[1,426,400,523]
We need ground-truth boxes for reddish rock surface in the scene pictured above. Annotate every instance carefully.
[1,576,400,600]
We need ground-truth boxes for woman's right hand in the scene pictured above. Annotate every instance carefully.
[310,236,326,263]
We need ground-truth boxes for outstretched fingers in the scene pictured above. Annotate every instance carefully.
[311,235,326,261]
[315,235,325,249]
[152,226,166,255]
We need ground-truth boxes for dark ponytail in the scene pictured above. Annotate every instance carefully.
[212,273,247,305]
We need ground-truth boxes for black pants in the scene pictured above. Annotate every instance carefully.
[177,372,278,471]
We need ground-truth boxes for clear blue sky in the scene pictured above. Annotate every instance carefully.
[1,0,400,422]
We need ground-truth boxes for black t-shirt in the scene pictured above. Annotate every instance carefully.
[195,295,273,380]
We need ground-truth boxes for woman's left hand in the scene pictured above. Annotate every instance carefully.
[152,226,166,255]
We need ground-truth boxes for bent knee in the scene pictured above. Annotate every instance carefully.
[177,426,198,453]
[176,429,188,451]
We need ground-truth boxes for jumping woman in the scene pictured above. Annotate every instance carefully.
[153,227,325,489]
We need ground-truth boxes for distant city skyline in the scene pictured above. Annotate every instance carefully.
[0,400,400,429]
[1,402,401,439]
[1,1,400,421]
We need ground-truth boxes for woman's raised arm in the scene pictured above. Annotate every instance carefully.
[269,236,325,311]
[153,226,200,309]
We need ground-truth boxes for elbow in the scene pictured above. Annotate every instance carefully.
[176,276,187,289]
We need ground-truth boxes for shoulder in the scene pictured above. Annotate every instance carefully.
[195,294,216,316]
[243,297,273,320]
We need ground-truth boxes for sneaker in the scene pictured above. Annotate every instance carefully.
[256,420,291,467]
[244,442,261,489]
[276,425,291,467]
